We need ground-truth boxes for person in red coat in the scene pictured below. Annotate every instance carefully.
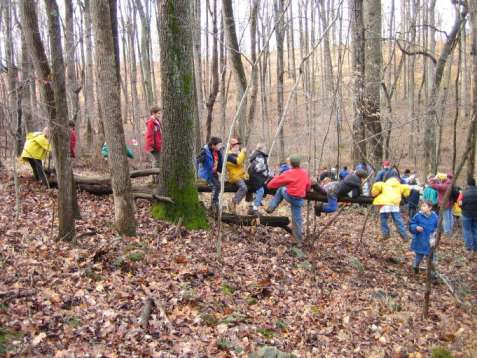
[266,155,312,241]
[144,105,162,169]
[69,120,77,159]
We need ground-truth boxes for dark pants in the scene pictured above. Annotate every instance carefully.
[27,158,48,185]
[208,175,221,206]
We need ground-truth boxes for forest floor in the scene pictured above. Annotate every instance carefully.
[1,169,477,357]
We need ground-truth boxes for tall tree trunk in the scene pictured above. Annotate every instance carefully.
[424,5,467,174]
[91,0,136,236]
[363,0,383,166]
[205,0,219,142]
[246,0,260,144]
[155,0,208,229]
[192,0,204,141]
[351,0,367,164]
[20,30,35,133]
[65,0,81,126]
[222,0,248,142]
[274,0,286,162]
[82,0,95,150]
[135,0,155,107]
[20,0,76,241]
[468,1,477,180]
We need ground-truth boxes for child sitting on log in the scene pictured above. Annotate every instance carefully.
[315,169,368,215]
[226,138,248,214]
[266,155,312,241]
[247,143,272,215]
[409,200,438,274]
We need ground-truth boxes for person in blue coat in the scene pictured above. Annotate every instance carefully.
[338,166,350,181]
[409,200,438,274]
[197,137,223,211]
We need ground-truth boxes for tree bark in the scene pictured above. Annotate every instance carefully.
[205,0,219,142]
[155,0,208,229]
[363,0,383,166]
[20,0,76,241]
[65,0,81,125]
[351,0,367,164]
[274,0,286,162]
[222,0,248,142]
[91,0,137,235]
[468,1,477,180]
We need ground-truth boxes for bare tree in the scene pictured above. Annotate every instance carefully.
[20,0,76,241]
[274,0,286,162]
[65,0,81,125]
[91,0,137,235]
[205,0,219,142]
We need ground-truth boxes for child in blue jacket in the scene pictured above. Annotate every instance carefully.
[409,200,438,274]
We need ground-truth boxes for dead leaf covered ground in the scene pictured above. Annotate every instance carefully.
[0,171,476,357]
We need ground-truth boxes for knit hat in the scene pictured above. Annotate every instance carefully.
[289,155,301,168]
[383,160,391,168]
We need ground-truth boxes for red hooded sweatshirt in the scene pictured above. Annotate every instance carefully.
[144,116,162,152]
[267,168,311,198]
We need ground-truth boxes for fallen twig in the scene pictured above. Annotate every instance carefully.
[0,289,36,301]
[139,297,154,329]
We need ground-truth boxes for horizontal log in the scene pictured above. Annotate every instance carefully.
[220,213,291,233]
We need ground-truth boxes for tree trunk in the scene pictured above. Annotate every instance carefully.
[351,0,367,164]
[65,0,81,126]
[20,0,76,241]
[424,5,467,174]
[222,0,248,142]
[363,0,383,166]
[82,0,95,150]
[468,1,477,180]
[246,0,260,144]
[205,0,219,142]
[91,0,137,235]
[274,0,286,162]
[20,29,35,133]
[155,0,208,229]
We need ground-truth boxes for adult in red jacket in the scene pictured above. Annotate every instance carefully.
[144,105,162,168]
[69,120,77,159]
[266,155,311,241]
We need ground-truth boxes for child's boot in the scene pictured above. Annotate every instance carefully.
[413,266,419,275]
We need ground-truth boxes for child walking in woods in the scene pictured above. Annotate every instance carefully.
[144,105,162,169]
[409,200,438,274]
[226,138,248,213]
[458,178,477,258]
[21,127,51,186]
[266,155,312,241]
[247,143,271,215]
[197,137,223,211]
[372,172,411,240]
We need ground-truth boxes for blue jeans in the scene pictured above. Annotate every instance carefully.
[254,186,265,208]
[380,212,407,239]
[269,187,304,240]
[323,195,338,213]
[442,208,454,235]
[461,215,477,251]
[208,175,220,205]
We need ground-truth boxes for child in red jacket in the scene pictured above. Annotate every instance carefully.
[144,105,162,169]
[266,155,312,241]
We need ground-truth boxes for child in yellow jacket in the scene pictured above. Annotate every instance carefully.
[226,138,249,213]
[372,174,411,240]
[20,128,51,185]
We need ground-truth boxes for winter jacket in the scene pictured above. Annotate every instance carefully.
[267,168,311,198]
[459,186,477,218]
[101,143,134,159]
[338,169,350,181]
[70,128,77,158]
[375,167,399,182]
[409,211,438,255]
[408,188,421,209]
[226,149,248,183]
[335,173,362,198]
[144,117,162,152]
[21,132,51,161]
[279,163,290,174]
[197,144,223,182]
[247,150,270,192]
[423,186,438,205]
[430,180,453,209]
[371,177,411,206]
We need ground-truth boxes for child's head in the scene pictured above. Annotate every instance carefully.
[288,155,301,168]
[150,105,161,116]
[420,200,433,215]
[209,136,222,151]
[69,120,75,128]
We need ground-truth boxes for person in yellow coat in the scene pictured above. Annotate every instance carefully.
[226,138,249,213]
[372,172,411,240]
[21,127,51,185]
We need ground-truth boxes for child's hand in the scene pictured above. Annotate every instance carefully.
[416,226,424,232]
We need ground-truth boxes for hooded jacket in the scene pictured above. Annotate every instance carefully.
[430,180,453,209]
[226,149,248,183]
[21,132,51,161]
[247,150,269,192]
[144,116,162,152]
[371,177,411,206]
[197,144,223,182]
[409,211,438,255]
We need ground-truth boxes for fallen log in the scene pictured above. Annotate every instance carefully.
[220,213,292,233]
